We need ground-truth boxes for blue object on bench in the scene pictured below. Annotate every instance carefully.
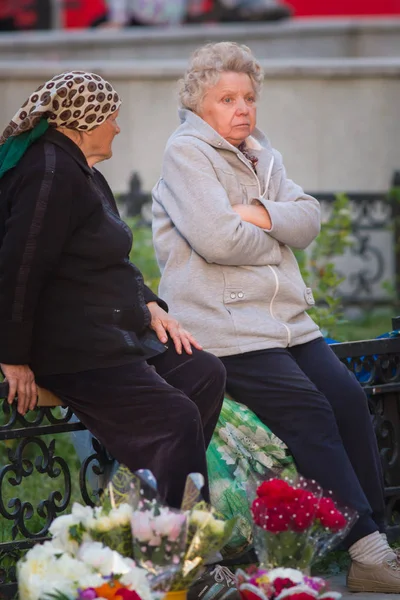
[327,331,400,384]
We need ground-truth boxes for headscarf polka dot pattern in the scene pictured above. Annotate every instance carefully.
[0,71,122,146]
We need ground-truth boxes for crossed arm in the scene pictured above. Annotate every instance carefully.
[234,167,320,248]
[154,141,282,267]
[156,141,320,263]
[232,203,272,230]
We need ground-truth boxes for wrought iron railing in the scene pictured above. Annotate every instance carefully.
[0,398,113,599]
[1,323,400,595]
[315,189,399,306]
[331,323,400,540]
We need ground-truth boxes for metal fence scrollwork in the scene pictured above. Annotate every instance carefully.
[332,323,400,539]
[0,387,113,598]
[314,172,400,306]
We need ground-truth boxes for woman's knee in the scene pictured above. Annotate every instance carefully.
[190,349,226,391]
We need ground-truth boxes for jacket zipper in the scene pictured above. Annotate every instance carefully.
[268,266,291,346]
[237,152,291,347]
[237,154,274,200]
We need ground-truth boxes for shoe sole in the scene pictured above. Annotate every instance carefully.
[348,577,400,593]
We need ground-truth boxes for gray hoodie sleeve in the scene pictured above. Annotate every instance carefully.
[157,140,282,267]
[257,151,321,250]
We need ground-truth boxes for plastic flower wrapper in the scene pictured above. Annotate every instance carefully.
[87,465,148,559]
[129,471,188,596]
[169,474,238,590]
[236,566,342,600]
[250,475,357,571]
[251,475,322,570]
[307,489,358,564]
[49,467,163,561]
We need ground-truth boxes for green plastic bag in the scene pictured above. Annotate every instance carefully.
[207,398,295,558]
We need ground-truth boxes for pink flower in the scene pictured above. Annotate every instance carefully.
[78,588,97,600]
[152,509,186,542]
[130,512,155,543]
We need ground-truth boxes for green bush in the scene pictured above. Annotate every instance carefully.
[127,217,161,293]
[294,193,353,338]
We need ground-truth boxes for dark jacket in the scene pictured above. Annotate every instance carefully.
[0,128,167,376]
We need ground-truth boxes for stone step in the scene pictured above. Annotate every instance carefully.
[0,18,400,61]
[329,573,400,599]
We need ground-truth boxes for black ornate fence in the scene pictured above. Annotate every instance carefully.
[331,323,400,537]
[0,403,113,599]
[2,322,400,596]
[315,188,399,306]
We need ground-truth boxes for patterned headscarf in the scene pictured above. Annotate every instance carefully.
[0,71,122,146]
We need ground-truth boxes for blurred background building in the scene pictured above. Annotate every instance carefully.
[1,0,400,31]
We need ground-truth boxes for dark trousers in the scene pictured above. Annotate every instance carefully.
[37,345,226,508]
[221,337,386,547]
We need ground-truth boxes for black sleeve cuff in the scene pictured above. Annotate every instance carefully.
[143,286,169,313]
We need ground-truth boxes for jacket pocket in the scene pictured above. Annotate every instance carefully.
[215,168,246,206]
[222,265,275,303]
[84,306,148,357]
[84,305,147,331]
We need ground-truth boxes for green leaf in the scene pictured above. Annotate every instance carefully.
[42,591,73,600]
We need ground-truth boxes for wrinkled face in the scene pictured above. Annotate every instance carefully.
[87,109,121,162]
[197,71,257,147]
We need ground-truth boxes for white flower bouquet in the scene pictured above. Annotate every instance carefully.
[20,466,236,600]
[17,538,153,600]
[49,501,134,559]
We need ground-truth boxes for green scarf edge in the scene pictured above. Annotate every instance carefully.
[0,119,49,180]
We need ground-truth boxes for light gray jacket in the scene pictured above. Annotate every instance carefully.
[152,109,322,357]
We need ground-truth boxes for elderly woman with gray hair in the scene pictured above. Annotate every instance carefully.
[152,42,398,593]
[0,71,226,511]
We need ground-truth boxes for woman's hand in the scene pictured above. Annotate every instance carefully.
[147,302,203,355]
[0,363,37,415]
[233,203,272,230]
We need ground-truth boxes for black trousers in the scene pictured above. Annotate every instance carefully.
[37,345,226,508]
[221,337,386,547]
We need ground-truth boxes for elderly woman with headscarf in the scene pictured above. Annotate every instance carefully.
[152,42,400,593]
[0,71,226,509]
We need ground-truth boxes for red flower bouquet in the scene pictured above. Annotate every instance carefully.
[236,567,342,600]
[251,476,357,570]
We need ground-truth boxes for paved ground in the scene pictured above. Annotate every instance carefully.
[328,573,400,599]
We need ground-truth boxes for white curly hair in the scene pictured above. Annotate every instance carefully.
[178,42,264,113]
